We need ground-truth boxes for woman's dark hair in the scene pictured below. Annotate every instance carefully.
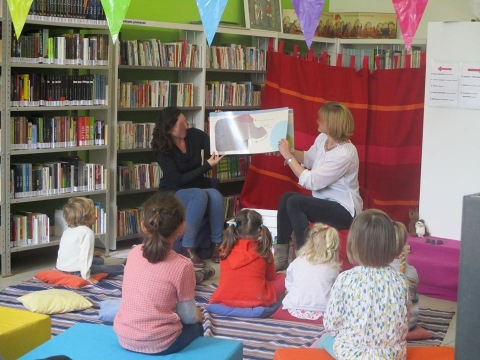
[151,106,182,155]
[220,209,273,263]
[141,192,185,263]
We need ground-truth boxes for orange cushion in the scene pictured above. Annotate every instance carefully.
[273,348,333,360]
[273,347,455,360]
[407,347,454,360]
[35,270,108,288]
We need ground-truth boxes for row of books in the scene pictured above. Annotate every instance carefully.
[117,121,155,150]
[11,116,106,150]
[205,155,250,180]
[118,81,194,108]
[117,162,162,192]
[225,195,242,219]
[206,45,267,71]
[117,207,142,238]
[205,81,264,107]
[28,0,107,24]
[10,160,107,199]
[340,48,426,71]
[118,39,201,68]
[10,212,50,247]
[12,32,109,66]
[11,73,108,107]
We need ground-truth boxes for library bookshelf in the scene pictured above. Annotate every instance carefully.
[0,11,427,275]
[1,0,114,276]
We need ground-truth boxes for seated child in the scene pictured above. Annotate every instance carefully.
[319,209,409,359]
[391,221,420,331]
[56,197,124,283]
[282,223,340,320]
[114,192,204,355]
[209,209,285,308]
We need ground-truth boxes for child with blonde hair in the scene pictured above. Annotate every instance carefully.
[319,209,409,359]
[282,223,340,320]
[115,192,204,355]
[391,221,419,331]
[56,197,124,283]
[209,209,285,308]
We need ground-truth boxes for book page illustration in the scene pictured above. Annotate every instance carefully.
[210,108,289,155]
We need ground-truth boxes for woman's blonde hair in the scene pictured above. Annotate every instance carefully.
[318,102,354,142]
[221,209,273,263]
[298,223,341,267]
[63,197,95,227]
[393,221,408,273]
[347,209,397,267]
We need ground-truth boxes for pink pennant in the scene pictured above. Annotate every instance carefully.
[392,0,429,50]
[292,0,326,49]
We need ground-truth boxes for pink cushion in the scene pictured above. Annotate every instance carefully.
[270,308,323,324]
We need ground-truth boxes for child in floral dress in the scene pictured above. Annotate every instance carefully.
[319,209,409,359]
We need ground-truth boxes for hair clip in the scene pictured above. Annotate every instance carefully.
[232,222,237,228]
[392,220,396,225]
[325,225,330,229]
[260,224,264,228]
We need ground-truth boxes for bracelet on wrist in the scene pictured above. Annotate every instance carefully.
[284,157,293,166]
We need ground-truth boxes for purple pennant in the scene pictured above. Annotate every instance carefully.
[291,0,326,49]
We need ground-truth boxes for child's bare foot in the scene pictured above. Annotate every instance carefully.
[93,250,103,257]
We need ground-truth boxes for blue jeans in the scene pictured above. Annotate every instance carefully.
[175,188,225,248]
[156,322,204,355]
[90,257,124,277]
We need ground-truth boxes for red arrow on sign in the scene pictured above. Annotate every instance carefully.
[438,67,452,71]
[467,68,480,72]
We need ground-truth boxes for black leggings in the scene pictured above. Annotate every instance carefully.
[277,192,354,248]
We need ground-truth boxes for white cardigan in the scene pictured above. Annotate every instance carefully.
[56,225,95,280]
[282,257,339,312]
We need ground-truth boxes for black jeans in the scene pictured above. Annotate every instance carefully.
[277,192,354,248]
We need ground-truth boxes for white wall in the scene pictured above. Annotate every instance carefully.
[420,22,480,240]
[329,0,473,40]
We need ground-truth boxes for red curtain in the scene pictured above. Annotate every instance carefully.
[240,52,424,225]
[366,68,425,224]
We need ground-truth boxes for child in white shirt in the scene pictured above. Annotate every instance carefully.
[282,223,340,320]
[56,197,124,283]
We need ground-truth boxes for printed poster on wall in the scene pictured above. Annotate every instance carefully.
[458,63,480,110]
[428,61,459,108]
[209,108,292,155]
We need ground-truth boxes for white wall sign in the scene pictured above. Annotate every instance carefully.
[428,61,459,108]
[458,63,480,110]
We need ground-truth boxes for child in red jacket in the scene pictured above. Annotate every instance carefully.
[209,209,285,307]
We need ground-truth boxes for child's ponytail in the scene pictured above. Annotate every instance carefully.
[141,193,185,264]
[256,225,273,263]
[220,224,238,260]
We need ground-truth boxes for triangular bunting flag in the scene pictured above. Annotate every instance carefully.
[392,0,429,50]
[196,0,228,46]
[100,0,132,44]
[7,0,34,39]
[291,0,325,49]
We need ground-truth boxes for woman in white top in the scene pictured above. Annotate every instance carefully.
[283,223,341,320]
[275,102,362,271]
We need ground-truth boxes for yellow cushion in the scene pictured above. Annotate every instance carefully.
[17,289,92,314]
[0,306,51,360]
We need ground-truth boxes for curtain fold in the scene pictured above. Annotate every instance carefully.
[240,52,424,225]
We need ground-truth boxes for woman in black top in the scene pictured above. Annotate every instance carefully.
[152,107,225,267]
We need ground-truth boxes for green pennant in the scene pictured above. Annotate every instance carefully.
[7,0,34,39]
[100,0,132,44]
